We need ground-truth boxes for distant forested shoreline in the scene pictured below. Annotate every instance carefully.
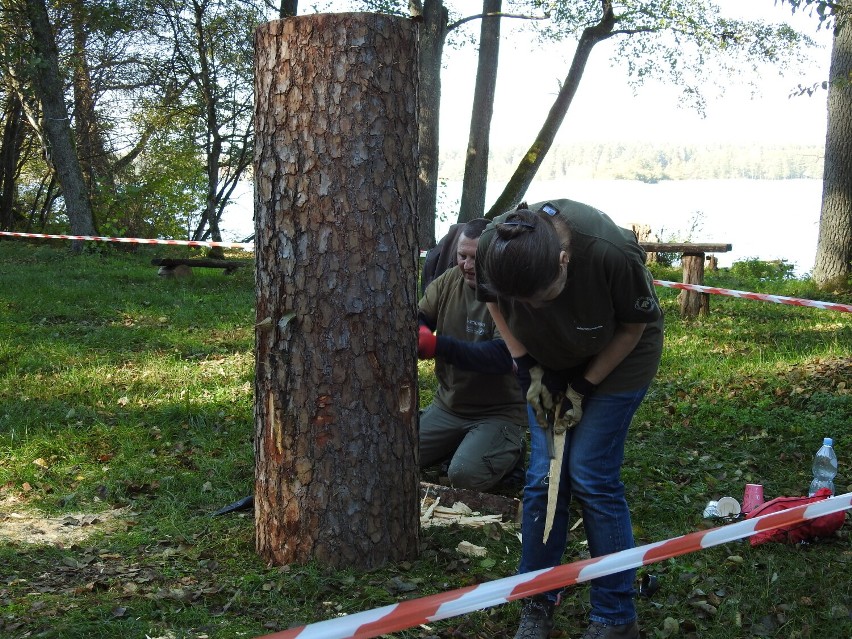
[439,143,824,183]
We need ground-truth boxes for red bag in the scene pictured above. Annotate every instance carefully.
[745,488,846,546]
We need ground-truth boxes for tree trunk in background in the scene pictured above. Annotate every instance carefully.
[24,0,96,247]
[485,8,615,219]
[458,0,501,223]
[678,253,709,318]
[416,0,448,248]
[0,93,25,230]
[813,17,852,289]
[70,1,111,194]
[190,0,224,255]
[279,0,297,18]
[253,13,420,569]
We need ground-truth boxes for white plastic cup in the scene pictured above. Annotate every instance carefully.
[715,496,741,517]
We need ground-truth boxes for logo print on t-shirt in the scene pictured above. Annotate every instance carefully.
[466,319,488,336]
[634,296,656,313]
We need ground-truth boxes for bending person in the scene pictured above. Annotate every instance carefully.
[476,200,664,639]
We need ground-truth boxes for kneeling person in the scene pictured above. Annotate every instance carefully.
[418,218,527,492]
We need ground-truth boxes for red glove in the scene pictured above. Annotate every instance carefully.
[418,325,437,359]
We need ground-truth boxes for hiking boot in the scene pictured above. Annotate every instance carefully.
[513,595,555,639]
[579,620,639,639]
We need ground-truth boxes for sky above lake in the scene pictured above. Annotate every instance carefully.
[437,0,833,149]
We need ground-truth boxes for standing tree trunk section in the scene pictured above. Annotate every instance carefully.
[253,14,420,570]
[678,252,709,318]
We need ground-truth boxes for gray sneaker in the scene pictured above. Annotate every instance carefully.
[580,620,639,639]
[513,595,555,639]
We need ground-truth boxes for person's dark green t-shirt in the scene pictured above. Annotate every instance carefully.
[419,266,526,421]
[476,198,664,393]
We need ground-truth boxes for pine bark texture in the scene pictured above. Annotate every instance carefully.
[813,19,852,288]
[253,13,420,569]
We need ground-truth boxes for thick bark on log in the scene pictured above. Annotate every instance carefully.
[253,13,420,569]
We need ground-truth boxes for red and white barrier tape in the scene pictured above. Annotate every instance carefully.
[3,231,849,313]
[257,493,852,639]
[654,280,852,313]
[0,230,252,250]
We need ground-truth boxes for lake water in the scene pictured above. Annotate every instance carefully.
[221,178,823,276]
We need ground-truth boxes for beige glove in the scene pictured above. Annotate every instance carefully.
[553,383,584,433]
[527,365,555,430]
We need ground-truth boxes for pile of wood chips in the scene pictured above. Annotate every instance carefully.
[419,496,506,528]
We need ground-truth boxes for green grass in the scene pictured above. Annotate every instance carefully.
[0,241,850,639]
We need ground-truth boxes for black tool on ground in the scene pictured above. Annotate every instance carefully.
[638,573,660,598]
[212,494,254,516]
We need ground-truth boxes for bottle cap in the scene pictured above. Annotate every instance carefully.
[715,496,741,517]
[823,437,833,446]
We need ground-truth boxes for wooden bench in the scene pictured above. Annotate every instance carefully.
[151,257,248,277]
[640,242,733,317]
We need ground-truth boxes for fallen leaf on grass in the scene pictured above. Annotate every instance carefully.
[384,576,418,594]
[456,541,487,558]
[660,617,680,637]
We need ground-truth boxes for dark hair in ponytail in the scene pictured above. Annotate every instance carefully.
[483,207,564,298]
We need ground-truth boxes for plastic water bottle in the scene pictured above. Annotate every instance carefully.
[808,437,838,497]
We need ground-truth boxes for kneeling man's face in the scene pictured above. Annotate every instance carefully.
[456,234,478,288]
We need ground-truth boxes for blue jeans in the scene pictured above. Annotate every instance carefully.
[519,387,648,626]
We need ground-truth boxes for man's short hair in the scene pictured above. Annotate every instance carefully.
[461,218,489,240]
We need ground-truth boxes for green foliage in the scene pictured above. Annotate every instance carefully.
[778,0,848,30]
[98,117,208,239]
[534,0,817,113]
[729,256,797,283]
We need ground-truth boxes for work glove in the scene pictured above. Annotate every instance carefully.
[418,325,437,359]
[552,376,597,432]
[528,364,556,430]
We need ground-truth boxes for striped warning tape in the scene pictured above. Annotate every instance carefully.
[653,280,852,313]
[256,493,852,639]
[2,231,849,313]
[0,230,252,250]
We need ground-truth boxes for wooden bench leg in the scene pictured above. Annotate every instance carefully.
[678,252,709,318]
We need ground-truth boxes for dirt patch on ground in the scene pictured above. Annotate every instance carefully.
[0,493,131,547]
